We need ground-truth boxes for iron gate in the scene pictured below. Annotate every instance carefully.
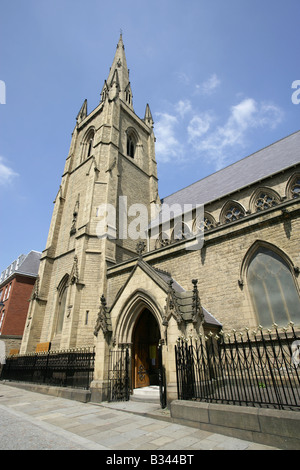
[108,345,167,408]
[108,347,130,402]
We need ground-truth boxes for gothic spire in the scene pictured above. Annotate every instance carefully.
[105,34,133,109]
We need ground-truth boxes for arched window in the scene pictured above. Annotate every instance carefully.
[204,213,216,231]
[224,205,244,223]
[125,84,132,106]
[220,201,245,225]
[126,129,138,158]
[254,192,279,211]
[155,231,170,250]
[127,136,135,157]
[193,212,216,233]
[87,136,93,158]
[81,128,95,162]
[287,174,300,199]
[250,187,280,213]
[172,221,192,242]
[56,275,69,334]
[247,247,300,327]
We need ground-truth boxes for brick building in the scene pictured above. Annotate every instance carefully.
[0,251,41,353]
[20,36,300,404]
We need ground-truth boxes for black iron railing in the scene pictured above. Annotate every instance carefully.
[175,323,300,411]
[1,348,95,390]
[158,343,167,408]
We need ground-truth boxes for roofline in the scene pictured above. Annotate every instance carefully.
[0,271,38,289]
[161,129,300,202]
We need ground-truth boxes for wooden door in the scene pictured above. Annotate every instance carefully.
[133,309,160,389]
[134,342,150,388]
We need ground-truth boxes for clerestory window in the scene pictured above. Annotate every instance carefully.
[172,222,192,241]
[255,192,278,211]
[291,177,300,199]
[155,232,170,250]
[224,205,245,224]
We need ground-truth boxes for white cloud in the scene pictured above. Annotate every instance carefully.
[187,113,214,142]
[190,98,284,169]
[176,99,192,118]
[154,112,182,162]
[0,156,18,185]
[155,96,284,170]
[195,74,221,95]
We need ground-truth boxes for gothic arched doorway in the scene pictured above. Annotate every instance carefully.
[132,308,160,389]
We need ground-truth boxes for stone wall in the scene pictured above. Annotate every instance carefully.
[171,400,300,450]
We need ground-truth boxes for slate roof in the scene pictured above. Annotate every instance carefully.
[171,289,222,328]
[162,130,300,207]
[0,251,41,286]
[154,266,222,327]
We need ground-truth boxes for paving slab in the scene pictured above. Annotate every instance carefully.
[0,382,279,451]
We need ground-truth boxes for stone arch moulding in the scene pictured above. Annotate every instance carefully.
[248,186,281,213]
[57,273,70,293]
[126,126,139,142]
[80,126,95,162]
[112,289,164,347]
[239,239,297,287]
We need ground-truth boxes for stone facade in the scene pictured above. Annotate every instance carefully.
[20,36,300,405]
[20,35,158,355]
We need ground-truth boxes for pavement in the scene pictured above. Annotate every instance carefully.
[0,382,279,451]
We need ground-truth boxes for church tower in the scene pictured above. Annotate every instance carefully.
[20,35,159,353]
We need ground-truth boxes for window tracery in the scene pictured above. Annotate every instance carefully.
[286,173,300,200]
[255,192,278,211]
[291,176,300,199]
[155,232,170,250]
[172,222,192,241]
[222,203,245,224]
[247,246,300,327]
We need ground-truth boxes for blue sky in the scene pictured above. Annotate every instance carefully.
[0,0,299,271]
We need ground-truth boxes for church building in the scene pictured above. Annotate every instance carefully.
[20,35,300,404]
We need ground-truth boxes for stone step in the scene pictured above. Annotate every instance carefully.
[131,386,160,403]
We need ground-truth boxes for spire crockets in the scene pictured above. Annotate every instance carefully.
[103,34,133,109]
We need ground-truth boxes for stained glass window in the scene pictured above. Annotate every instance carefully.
[247,247,300,327]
